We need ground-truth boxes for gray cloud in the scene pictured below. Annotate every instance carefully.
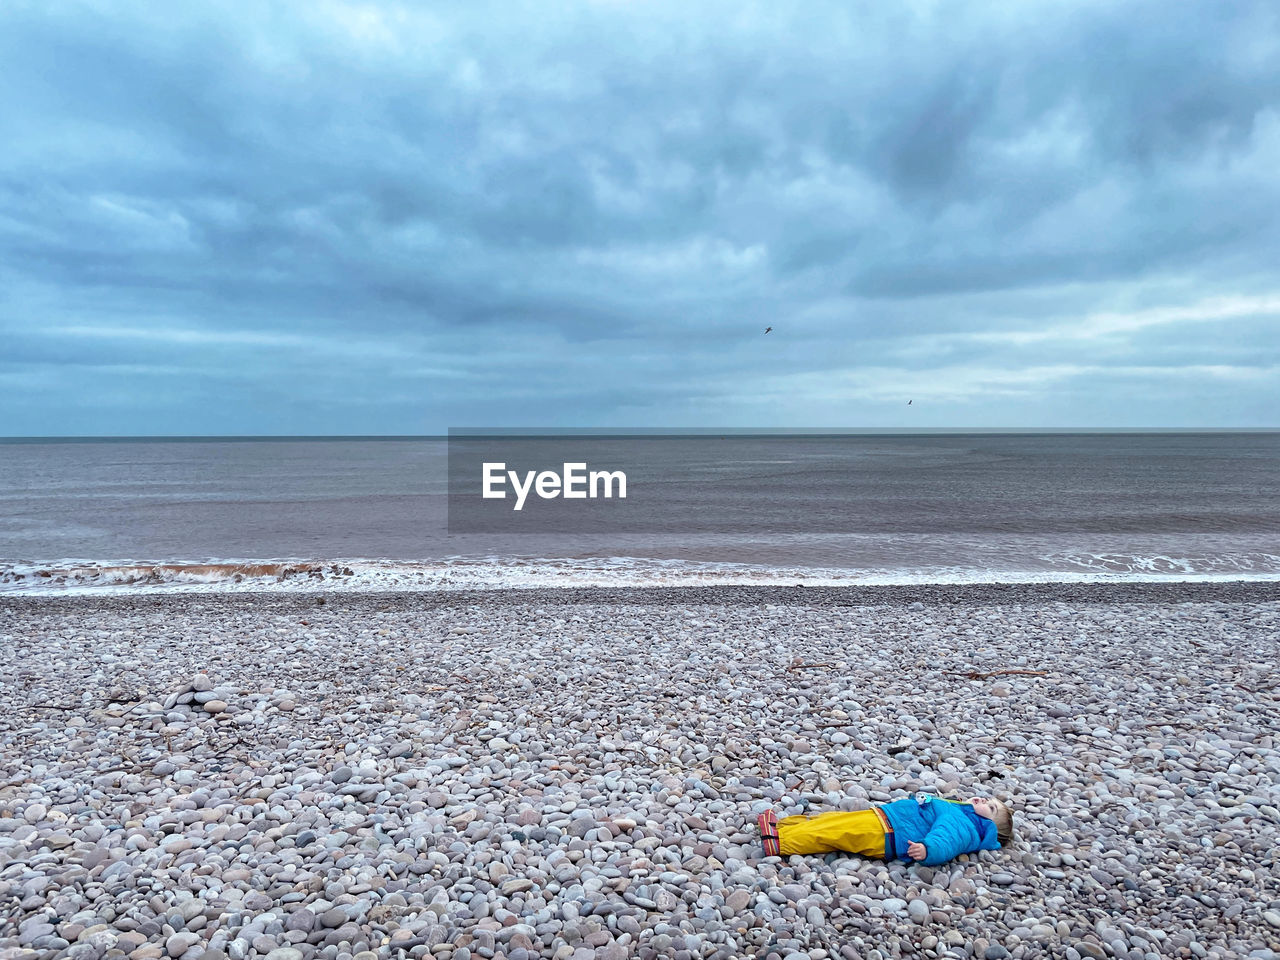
[1,0,1278,433]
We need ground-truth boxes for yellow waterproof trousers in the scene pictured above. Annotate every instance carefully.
[777,809,890,858]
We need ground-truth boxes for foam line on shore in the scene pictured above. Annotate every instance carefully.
[2,554,1278,596]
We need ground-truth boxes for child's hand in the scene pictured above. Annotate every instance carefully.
[907,842,928,861]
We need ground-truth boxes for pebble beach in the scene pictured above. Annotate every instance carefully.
[2,583,1279,960]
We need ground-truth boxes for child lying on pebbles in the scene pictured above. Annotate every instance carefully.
[759,793,1014,864]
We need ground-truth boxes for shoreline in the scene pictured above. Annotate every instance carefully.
[4,578,1280,612]
[6,551,1280,597]
[2,587,1278,960]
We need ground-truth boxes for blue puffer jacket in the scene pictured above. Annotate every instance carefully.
[879,794,1001,865]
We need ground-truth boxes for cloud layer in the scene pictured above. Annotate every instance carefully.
[2,0,1279,432]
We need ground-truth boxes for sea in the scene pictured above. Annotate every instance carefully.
[1,432,1277,593]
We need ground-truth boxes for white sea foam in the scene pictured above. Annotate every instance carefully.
[1,552,1277,596]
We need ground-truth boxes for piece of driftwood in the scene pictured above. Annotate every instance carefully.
[1236,680,1277,694]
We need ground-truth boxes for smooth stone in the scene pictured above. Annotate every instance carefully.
[167,932,201,957]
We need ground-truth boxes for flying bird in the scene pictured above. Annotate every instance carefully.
[764,326,772,334]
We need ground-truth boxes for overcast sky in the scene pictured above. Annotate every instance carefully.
[2,1,1278,434]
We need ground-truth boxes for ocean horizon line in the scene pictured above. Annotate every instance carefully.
[2,427,1279,443]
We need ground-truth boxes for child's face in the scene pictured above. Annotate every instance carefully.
[969,797,999,821]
